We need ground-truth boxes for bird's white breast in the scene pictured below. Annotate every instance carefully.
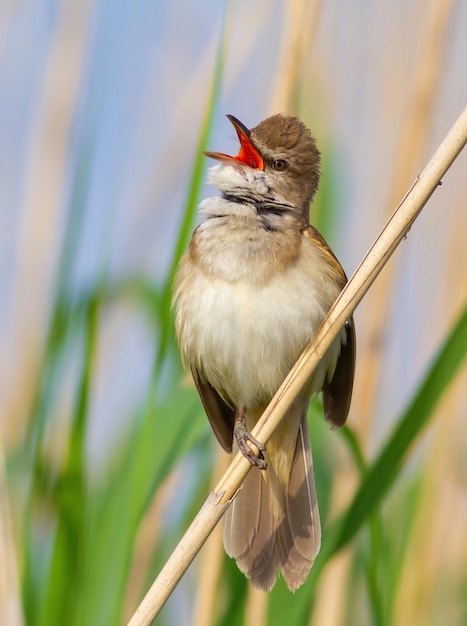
[174,209,343,409]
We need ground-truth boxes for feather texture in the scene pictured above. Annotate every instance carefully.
[224,409,320,591]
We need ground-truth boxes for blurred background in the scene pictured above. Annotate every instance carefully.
[1,1,467,625]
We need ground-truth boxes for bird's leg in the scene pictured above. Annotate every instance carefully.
[234,407,267,470]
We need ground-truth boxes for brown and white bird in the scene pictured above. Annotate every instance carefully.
[173,114,355,592]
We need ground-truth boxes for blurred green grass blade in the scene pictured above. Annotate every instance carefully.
[335,303,467,552]
[74,388,204,626]
[384,474,423,624]
[340,424,367,475]
[168,47,225,279]
[365,513,385,625]
[340,425,385,624]
[154,26,227,377]
[37,290,100,626]
[217,558,248,626]
[25,80,105,451]
[311,146,339,239]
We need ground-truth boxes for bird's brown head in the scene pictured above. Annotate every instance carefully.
[205,114,321,218]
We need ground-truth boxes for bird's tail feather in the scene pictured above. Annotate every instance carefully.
[223,413,320,592]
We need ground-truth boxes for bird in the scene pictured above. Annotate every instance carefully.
[173,113,356,592]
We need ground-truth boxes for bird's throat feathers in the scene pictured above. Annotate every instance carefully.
[206,163,271,200]
[201,164,304,231]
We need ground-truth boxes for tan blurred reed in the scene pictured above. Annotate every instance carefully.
[3,0,93,447]
[123,465,186,622]
[0,443,24,626]
[353,0,457,441]
[269,0,322,115]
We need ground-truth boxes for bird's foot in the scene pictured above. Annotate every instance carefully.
[234,408,267,470]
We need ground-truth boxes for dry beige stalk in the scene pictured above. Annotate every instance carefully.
[269,0,322,115]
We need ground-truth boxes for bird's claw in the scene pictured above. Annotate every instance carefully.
[234,425,267,470]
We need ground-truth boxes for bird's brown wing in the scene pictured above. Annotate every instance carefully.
[191,367,236,452]
[303,226,356,428]
[322,317,356,427]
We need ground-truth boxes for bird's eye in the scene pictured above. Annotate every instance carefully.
[272,159,287,171]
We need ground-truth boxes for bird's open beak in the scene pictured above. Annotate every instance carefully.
[204,114,264,170]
